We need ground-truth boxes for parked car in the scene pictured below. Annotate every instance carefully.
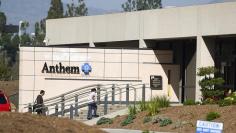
[0,90,11,112]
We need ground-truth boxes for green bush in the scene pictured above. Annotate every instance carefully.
[96,117,113,125]
[202,98,216,105]
[197,66,225,101]
[147,100,160,116]
[128,105,137,116]
[183,99,196,105]
[121,114,136,126]
[159,117,172,127]
[151,116,172,127]
[138,101,148,112]
[153,96,170,108]
[146,96,169,116]
[143,116,152,124]
[206,112,220,121]
[218,99,233,107]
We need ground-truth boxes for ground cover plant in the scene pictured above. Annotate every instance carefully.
[206,112,220,121]
[121,114,136,126]
[96,117,113,125]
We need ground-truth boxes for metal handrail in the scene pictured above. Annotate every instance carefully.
[48,85,144,113]
[26,83,147,117]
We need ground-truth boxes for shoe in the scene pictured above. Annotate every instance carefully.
[93,115,99,118]
[87,117,92,120]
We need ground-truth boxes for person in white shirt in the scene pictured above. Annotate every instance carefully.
[87,88,99,120]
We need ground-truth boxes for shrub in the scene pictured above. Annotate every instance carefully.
[197,66,225,101]
[202,98,216,105]
[153,96,170,108]
[206,112,220,121]
[121,114,136,126]
[143,116,152,124]
[147,100,160,116]
[183,99,196,105]
[159,117,172,127]
[151,116,172,127]
[96,117,113,125]
[218,99,233,107]
[128,105,137,116]
[146,96,169,116]
[138,101,148,111]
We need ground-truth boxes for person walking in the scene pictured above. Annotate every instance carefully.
[35,90,45,115]
[87,88,99,120]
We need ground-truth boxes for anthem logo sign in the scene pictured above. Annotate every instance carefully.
[42,62,80,74]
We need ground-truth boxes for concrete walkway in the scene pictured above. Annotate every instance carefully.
[102,128,175,133]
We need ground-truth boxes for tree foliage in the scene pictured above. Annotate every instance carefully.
[65,0,88,17]
[47,0,64,19]
[0,12,6,34]
[122,0,162,12]
[20,21,29,34]
[0,0,19,81]
[197,66,225,101]
[34,19,46,46]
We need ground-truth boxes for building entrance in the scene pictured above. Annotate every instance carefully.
[215,37,236,91]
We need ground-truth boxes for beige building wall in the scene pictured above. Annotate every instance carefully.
[46,2,236,45]
[19,47,180,112]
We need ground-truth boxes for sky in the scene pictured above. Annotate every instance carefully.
[62,0,213,10]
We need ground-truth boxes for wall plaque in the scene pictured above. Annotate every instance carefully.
[150,75,162,90]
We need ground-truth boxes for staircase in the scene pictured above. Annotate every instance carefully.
[25,83,147,121]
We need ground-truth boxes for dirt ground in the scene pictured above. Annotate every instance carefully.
[97,105,236,133]
[0,112,106,133]
[0,80,18,96]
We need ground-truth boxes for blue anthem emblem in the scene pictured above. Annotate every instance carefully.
[82,63,92,75]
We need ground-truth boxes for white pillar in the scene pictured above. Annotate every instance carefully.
[139,39,147,48]
[89,42,95,47]
[196,36,215,101]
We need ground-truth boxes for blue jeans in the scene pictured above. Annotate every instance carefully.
[87,102,97,119]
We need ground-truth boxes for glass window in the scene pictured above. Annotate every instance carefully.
[0,94,7,104]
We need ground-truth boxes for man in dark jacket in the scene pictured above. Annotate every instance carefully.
[36,90,45,115]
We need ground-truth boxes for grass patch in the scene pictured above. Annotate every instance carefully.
[128,105,137,116]
[206,112,220,121]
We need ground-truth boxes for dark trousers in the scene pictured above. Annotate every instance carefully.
[36,109,43,115]
[87,102,97,119]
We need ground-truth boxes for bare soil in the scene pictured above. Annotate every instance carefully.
[96,105,236,133]
[0,112,106,133]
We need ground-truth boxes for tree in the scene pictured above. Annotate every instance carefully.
[122,0,162,12]
[47,0,64,19]
[20,21,29,34]
[34,19,46,46]
[65,0,88,17]
[197,66,225,101]
[0,12,6,34]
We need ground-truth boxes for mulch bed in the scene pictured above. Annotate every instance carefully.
[96,105,236,133]
[0,112,106,133]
